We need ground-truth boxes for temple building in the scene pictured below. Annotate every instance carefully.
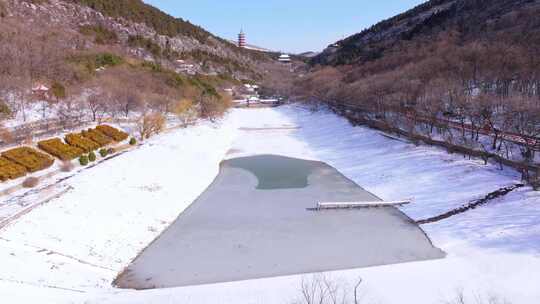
[278,54,291,63]
[238,30,246,48]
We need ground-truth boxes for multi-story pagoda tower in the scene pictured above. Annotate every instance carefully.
[238,29,246,48]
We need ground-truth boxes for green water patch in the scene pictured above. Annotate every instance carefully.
[226,155,315,190]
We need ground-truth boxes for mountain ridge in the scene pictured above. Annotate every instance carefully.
[312,0,540,66]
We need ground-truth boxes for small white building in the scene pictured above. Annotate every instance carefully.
[278,54,291,63]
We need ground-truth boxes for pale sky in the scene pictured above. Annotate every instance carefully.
[143,1,427,53]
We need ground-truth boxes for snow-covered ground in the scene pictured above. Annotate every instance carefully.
[0,105,539,303]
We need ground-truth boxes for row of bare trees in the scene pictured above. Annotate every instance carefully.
[297,31,540,170]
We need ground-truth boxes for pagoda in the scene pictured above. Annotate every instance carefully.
[238,30,246,48]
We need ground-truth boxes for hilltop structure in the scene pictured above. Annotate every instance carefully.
[238,30,246,48]
[278,54,291,63]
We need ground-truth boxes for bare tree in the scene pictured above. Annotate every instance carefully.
[136,112,166,140]
[294,275,365,304]
[172,98,197,127]
[86,92,108,123]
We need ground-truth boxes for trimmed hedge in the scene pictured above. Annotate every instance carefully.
[99,148,108,157]
[82,129,113,146]
[38,138,84,161]
[79,155,89,166]
[88,151,96,162]
[96,125,129,142]
[0,157,27,181]
[0,125,133,182]
[65,133,100,153]
[2,147,54,173]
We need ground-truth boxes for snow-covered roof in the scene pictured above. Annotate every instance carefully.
[278,54,292,62]
[32,84,49,91]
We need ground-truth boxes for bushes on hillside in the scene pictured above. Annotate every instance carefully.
[129,137,137,145]
[79,25,118,45]
[38,138,84,160]
[96,125,128,142]
[68,52,123,77]
[95,52,123,67]
[0,1,6,19]
[0,100,11,118]
[50,82,67,101]
[72,0,210,41]
[2,147,54,173]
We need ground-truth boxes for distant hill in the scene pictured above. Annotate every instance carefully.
[312,0,540,66]
[298,51,319,58]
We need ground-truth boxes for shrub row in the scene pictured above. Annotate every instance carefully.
[38,138,84,161]
[0,125,129,182]
[80,149,108,166]
[82,129,113,146]
[65,133,100,153]
[96,125,129,142]
[0,157,27,181]
[2,147,54,173]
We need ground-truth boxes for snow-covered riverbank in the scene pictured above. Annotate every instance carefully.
[1,105,539,303]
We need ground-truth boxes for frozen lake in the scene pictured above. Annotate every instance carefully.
[115,155,445,289]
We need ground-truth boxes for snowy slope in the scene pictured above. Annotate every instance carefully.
[0,105,539,303]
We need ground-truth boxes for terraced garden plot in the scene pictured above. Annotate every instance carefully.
[38,138,84,161]
[2,147,54,173]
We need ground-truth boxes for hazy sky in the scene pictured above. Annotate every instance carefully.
[143,0,427,54]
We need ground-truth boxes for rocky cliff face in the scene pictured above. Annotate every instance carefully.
[6,0,270,79]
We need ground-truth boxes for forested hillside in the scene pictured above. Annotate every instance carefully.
[69,0,211,41]
[299,0,540,182]
[0,0,278,138]
[312,0,540,66]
